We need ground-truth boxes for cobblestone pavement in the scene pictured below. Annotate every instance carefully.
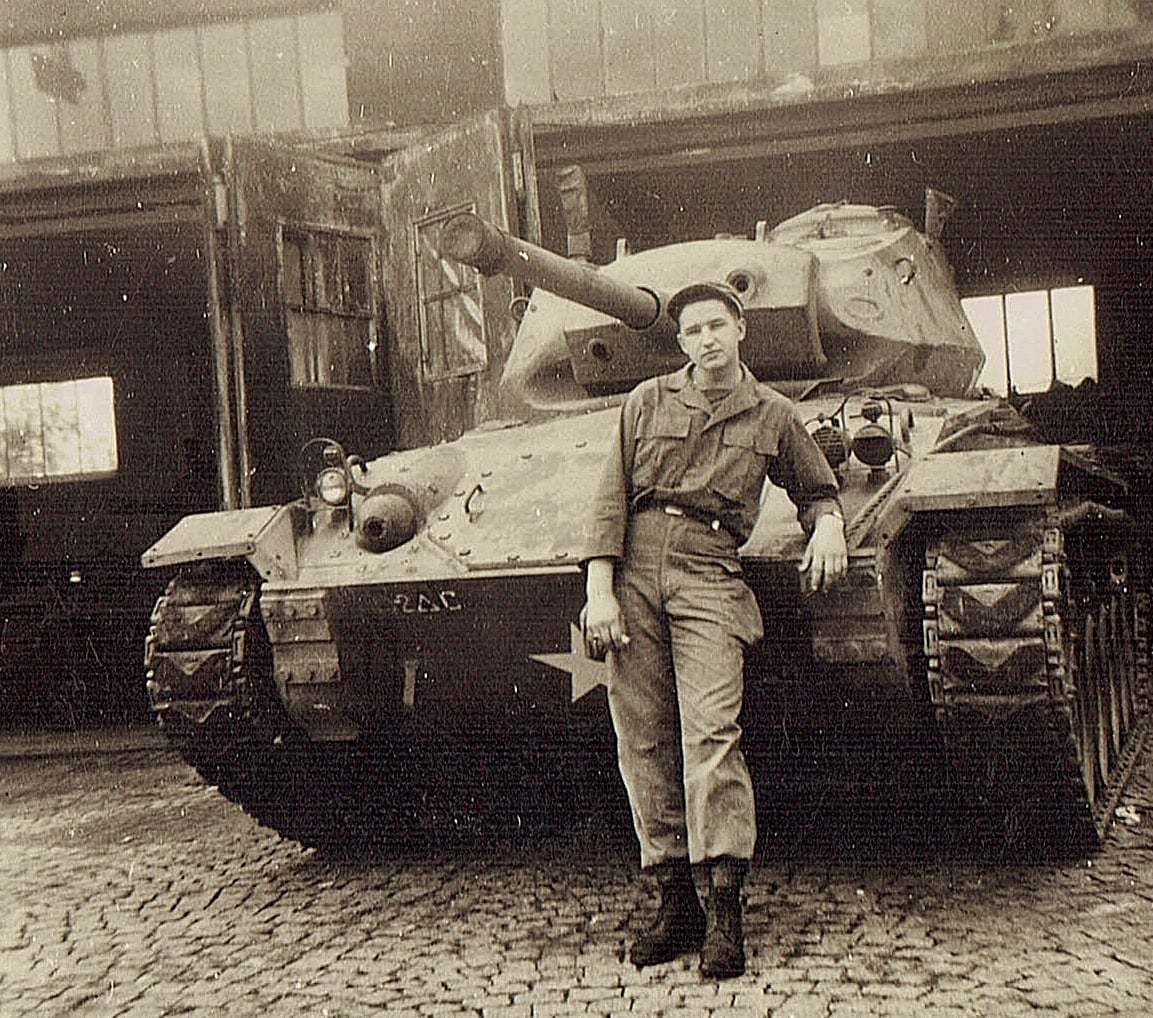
[2,713,1153,1018]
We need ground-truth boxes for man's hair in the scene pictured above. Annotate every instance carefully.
[666,281,745,326]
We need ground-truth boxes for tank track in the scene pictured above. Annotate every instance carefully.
[145,564,581,852]
[923,504,1150,848]
[145,564,397,853]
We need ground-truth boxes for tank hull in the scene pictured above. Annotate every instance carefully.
[142,201,1152,852]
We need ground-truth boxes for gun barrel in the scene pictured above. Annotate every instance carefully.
[439,213,663,331]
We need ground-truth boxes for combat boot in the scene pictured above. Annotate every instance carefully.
[699,857,747,979]
[628,859,706,968]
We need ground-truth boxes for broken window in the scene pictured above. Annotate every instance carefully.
[281,227,378,389]
[415,206,488,380]
[0,376,117,484]
[963,285,1097,396]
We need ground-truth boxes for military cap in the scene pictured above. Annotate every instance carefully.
[666,280,745,326]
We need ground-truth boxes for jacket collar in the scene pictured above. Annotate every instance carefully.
[664,363,760,427]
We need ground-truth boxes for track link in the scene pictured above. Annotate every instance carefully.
[144,564,397,852]
[923,505,1150,848]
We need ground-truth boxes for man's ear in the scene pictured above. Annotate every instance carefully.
[676,331,689,356]
[737,318,746,342]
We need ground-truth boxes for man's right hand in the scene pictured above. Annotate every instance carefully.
[581,557,630,660]
[579,595,629,661]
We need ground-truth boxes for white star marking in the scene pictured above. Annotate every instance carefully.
[530,623,611,703]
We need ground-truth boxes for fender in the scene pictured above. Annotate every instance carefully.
[141,504,299,581]
[873,443,1126,686]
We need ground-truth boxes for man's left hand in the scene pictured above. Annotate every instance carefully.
[798,512,848,593]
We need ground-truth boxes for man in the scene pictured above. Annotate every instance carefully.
[579,281,847,979]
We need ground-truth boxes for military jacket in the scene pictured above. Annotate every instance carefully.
[581,363,841,561]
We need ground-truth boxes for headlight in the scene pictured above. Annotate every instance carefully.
[316,467,350,506]
[852,423,895,467]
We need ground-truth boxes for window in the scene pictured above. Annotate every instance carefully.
[0,376,117,484]
[281,227,378,389]
[415,206,488,380]
[962,285,1097,396]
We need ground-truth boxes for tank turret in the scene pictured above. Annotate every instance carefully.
[441,205,983,407]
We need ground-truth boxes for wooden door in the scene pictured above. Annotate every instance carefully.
[220,137,390,506]
[378,107,541,449]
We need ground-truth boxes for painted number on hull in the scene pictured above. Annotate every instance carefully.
[392,590,463,615]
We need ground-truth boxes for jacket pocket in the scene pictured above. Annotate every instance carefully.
[633,412,691,488]
[712,421,775,502]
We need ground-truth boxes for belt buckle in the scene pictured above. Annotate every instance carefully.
[661,503,722,533]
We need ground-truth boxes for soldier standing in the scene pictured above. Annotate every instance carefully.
[580,281,847,979]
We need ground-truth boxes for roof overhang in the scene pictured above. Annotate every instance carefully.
[530,39,1153,174]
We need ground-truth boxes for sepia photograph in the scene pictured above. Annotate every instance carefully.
[1,1,1152,1015]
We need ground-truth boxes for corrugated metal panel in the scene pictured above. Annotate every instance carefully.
[249,17,304,133]
[549,0,604,100]
[0,11,347,163]
[530,0,1142,104]
[58,40,110,155]
[201,22,255,135]
[762,0,816,76]
[154,28,205,143]
[816,0,871,66]
[706,0,763,82]
[0,56,14,161]
[501,0,552,103]
[8,47,59,159]
[873,0,927,60]
[1056,0,1110,35]
[988,0,1052,44]
[298,12,347,131]
[653,0,707,88]
[926,0,988,53]
[604,1,656,95]
[104,32,157,149]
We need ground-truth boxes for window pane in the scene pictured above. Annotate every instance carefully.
[281,228,376,389]
[287,308,373,387]
[282,235,305,306]
[75,377,117,473]
[1051,285,1097,387]
[0,376,116,483]
[42,382,82,476]
[316,233,341,311]
[287,308,318,384]
[4,383,44,478]
[313,317,367,386]
[1005,290,1052,395]
[440,294,487,374]
[962,295,1008,396]
[425,298,448,374]
[416,208,487,380]
[340,236,370,311]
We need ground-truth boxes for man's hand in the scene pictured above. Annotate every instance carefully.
[579,596,629,661]
[798,512,848,593]
[581,557,630,660]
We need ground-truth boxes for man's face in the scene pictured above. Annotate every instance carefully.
[676,298,745,374]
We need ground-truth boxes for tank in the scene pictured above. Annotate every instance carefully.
[142,197,1150,852]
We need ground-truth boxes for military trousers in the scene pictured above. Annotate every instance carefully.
[607,507,763,869]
